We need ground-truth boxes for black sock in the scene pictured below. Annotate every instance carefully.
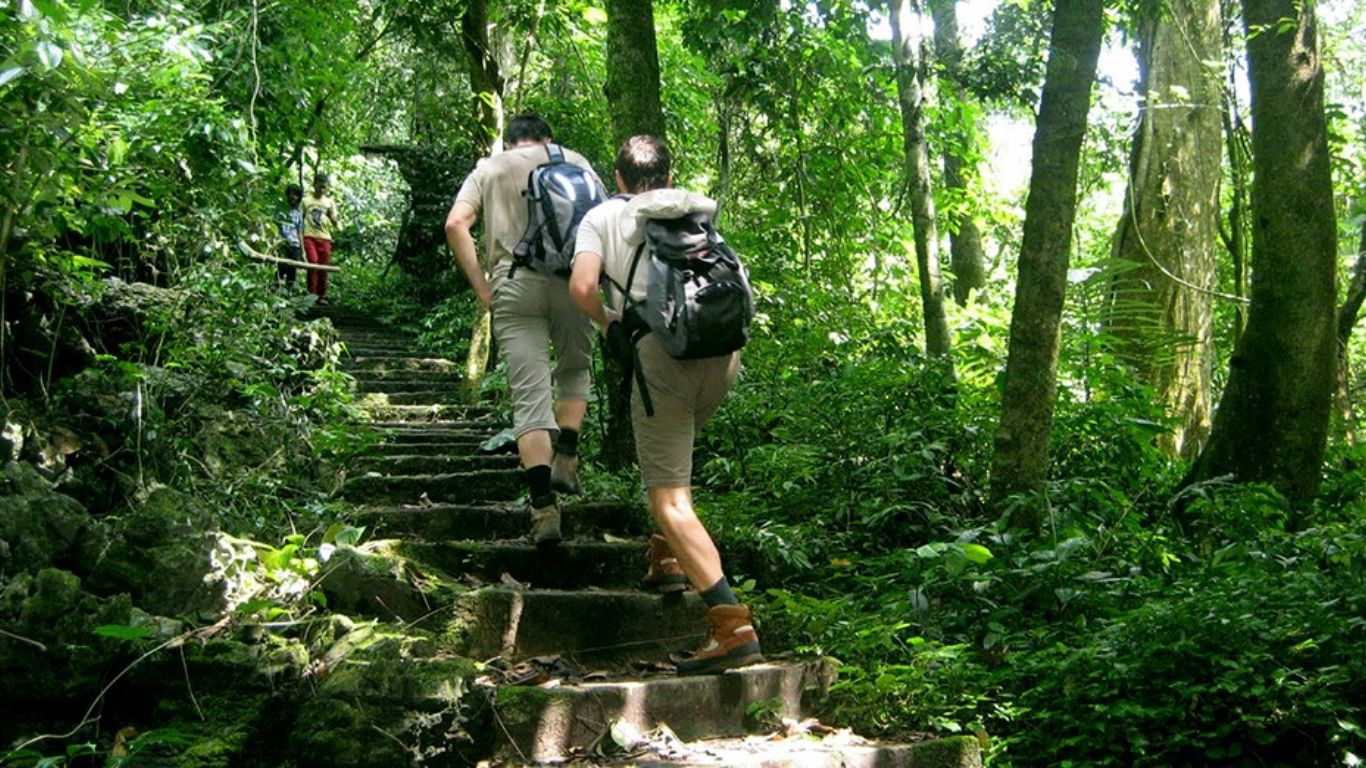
[526,465,555,508]
[700,576,738,607]
[555,428,580,457]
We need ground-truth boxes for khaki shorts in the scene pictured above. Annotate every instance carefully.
[491,268,594,438]
[631,334,739,488]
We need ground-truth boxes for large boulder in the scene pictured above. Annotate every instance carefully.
[0,461,103,576]
[87,486,227,617]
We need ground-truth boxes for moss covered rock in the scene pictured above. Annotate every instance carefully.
[87,486,226,617]
[0,461,103,576]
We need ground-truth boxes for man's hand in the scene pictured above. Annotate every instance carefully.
[600,308,622,337]
[476,284,494,310]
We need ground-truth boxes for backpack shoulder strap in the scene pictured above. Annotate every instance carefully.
[545,143,565,165]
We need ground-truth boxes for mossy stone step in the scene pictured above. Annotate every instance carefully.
[349,369,466,384]
[583,734,984,768]
[341,469,522,505]
[356,453,520,475]
[490,661,832,763]
[354,389,468,405]
[452,587,706,665]
[353,377,465,394]
[343,346,444,359]
[398,540,644,590]
[346,356,460,373]
[361,404,499,422]
[356,501,646,541]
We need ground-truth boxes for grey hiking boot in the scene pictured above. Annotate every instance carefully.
[550,451,581,495]
[529,503,562,548]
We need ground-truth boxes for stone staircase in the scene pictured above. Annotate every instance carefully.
[325,310,982,767]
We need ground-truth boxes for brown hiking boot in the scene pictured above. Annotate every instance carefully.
[674,604,763,676]
[529,503,562,548]
[550,451,581,495]
[641,533,688,594]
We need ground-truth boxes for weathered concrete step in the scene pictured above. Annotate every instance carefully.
[398,540,643,590]
[491,661,831,763]
[356,453,520,475]
[353,377,467,394]
[361,404,500,422]
[341,469,522,505]
[601,734,984,768]
[356,501,647,542]
[368,435,497,453]
[349,369,466,384]
[344,345,444,359]
[354,389,468,405]
[346,356,460,373]
[453,588,706,665]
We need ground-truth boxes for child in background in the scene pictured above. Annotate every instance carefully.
[277,183,304,288]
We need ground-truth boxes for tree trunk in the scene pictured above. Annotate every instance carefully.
[604,0,667,147]
[890,0,953,360]
[1333,219,1366,443]
[460,0,505,397]
[600,0,668,469]
[1183,0,1337,505]
[1107,0,1222,459]
[990,0,1104,507]
[926,0,987,305]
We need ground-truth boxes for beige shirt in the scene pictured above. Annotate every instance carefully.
[301,194,338,240]
[454,143,597,278]
[575,188,719,307]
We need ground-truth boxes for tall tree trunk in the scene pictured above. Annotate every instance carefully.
[460,0,505,399]
[1183,0,1337,505]
[890,0,953,360]
[1333,219,1366,443]
[600,0,667,469]
[926,0,987,305]
[990,0,1104,508]
[1220,83,1253,336]
[1107,0,1222,459]
[604,0,667,147]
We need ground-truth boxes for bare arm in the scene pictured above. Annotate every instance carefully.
[445,200,492,308]
[570,250,616,334]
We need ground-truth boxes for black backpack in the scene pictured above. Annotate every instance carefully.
[607,210,755,415]
[510,144,605,278]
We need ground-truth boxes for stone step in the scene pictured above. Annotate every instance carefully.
[586,734,983,768]
[356,453,520,475]
[341,469,522,505]
[349,369,466,384]
[343,345,442,358]
[361,405,499,422]
[490,661,832,763]
[354,389,468,405]
[398,540,643,590]
[353,378,467,394]
[345,356,460,373]
[356,501,647,542]
[453,588,707,665]
[368,435,497,453]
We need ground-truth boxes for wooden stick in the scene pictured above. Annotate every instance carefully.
[237,241,342,272]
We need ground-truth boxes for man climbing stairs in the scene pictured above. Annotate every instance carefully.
[323,308,982,767]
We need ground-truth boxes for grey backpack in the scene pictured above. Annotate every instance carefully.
[606,211,755,415]
[510,144,605,278]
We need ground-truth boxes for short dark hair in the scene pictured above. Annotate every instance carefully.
[286,183,303,198]
[312,172,330,186]
[506,114,553,145]
[615,135,671,193]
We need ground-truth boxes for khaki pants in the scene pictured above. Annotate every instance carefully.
[491,269,594,438]
[631,334,740,488]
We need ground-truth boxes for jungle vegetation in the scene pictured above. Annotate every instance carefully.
[2,0,1366,764]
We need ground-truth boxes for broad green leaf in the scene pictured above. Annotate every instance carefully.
[35,40,63,70]
[960,543,993,564]
[93,624,152,641]
[0,66,24,89]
